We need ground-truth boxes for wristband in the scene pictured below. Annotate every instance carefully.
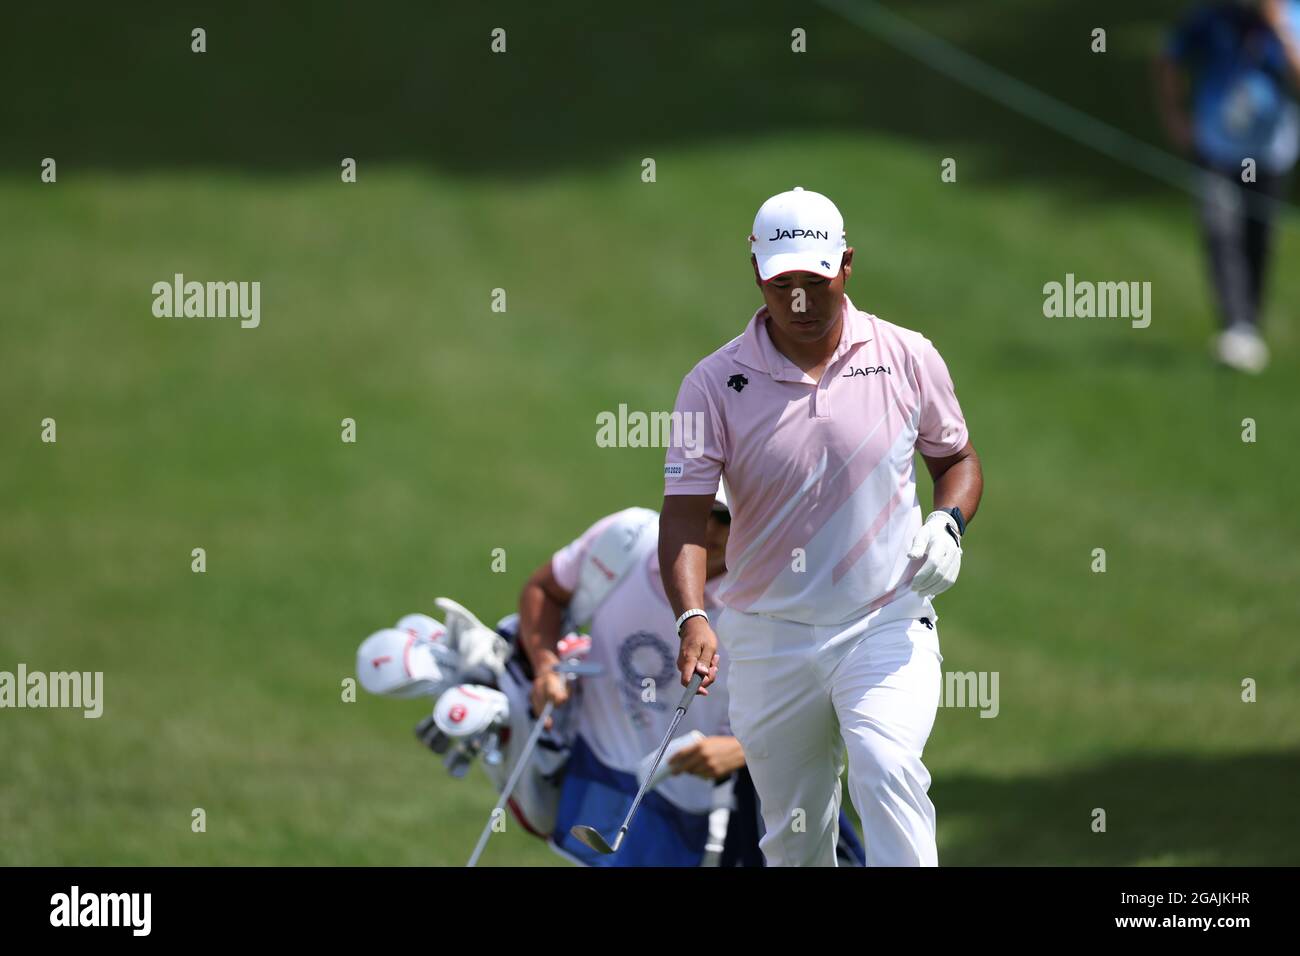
[675,608,708,635]
[942,506,966,537]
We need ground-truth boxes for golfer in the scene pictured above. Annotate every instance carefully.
[659,186,983,866]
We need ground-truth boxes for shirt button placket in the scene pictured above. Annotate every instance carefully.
[811,361,837,420]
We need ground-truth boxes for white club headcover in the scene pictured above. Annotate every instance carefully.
[432,684,510,740]
[395,612,447,644]
[357,627,459,699]
[434,596,511,680]
[637,730,705,792]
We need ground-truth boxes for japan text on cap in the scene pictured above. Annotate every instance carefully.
[749,186,847,281]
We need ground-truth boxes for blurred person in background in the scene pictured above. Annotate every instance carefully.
[1157,0,1300,373]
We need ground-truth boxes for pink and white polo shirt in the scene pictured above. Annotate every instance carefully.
[663,294,969,628]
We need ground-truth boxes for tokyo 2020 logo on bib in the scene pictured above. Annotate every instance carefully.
[617,631,677,721]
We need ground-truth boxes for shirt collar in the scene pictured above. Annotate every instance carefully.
[734,293,872,382]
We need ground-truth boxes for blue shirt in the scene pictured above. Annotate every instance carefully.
[1167,1,1300,172]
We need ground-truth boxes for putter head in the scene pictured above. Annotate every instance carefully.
[569,825,616,855]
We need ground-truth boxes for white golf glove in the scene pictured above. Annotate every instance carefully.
[907,511,963,598]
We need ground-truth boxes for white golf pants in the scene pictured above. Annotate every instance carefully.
[716,607,943,867]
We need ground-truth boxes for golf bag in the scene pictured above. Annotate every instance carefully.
[356,600,583,837]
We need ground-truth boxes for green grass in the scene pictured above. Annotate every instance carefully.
[1,0,1298,865]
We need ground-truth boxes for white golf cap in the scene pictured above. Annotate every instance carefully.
[749,186,846,281]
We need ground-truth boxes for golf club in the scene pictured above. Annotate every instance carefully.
[569,670,705,855]
[465,657,602,867]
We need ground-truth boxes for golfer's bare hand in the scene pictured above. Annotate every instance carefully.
[668,736,745,780]
[677,616,719,695]
[530,667,570,729]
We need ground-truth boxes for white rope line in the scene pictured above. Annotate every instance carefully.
[816,0,1300,222]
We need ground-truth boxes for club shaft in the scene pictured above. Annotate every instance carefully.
[466,700,554,867]
[611,672,704,844]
